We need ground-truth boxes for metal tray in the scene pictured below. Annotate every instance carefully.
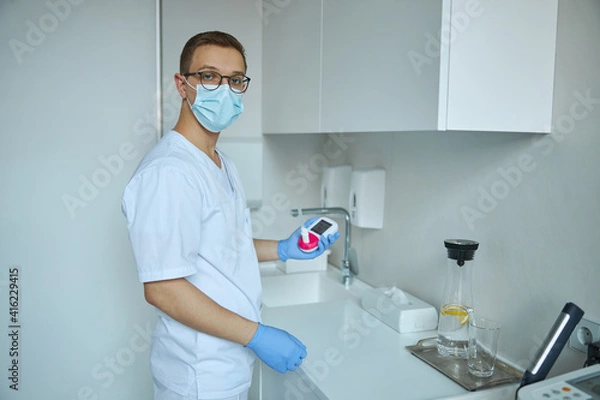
[405,337,523,391]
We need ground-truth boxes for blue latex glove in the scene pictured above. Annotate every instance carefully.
[278,218,341,262]
[245,323,307,373]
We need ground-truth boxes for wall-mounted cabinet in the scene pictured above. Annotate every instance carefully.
[263,0,558,134]
[262,0,322,134]
[320,0,442,133]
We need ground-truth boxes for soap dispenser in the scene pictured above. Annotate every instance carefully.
[321,165,352,209]
[436,239,479,358]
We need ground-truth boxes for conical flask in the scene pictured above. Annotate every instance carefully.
[436,239,479,358]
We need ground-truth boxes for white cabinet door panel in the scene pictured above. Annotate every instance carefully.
[321,0,442,133]
[262,0,322,134]
[443,0,558,133]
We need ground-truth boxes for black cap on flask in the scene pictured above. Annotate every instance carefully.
[444,239,479,267]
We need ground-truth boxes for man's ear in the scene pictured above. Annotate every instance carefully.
[174,73,188,99]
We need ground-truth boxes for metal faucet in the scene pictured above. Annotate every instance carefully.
[290,207,355,286]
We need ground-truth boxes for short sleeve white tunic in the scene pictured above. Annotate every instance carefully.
[121,130,262,399]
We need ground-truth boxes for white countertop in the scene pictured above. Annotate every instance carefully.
[261,295,469,399]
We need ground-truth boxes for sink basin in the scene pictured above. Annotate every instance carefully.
[260,268,368,308]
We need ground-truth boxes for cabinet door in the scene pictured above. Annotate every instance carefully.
[321,0,442,133]
[441,0,558,133]
[161,0,262,139]
[262,0,322,134]
[260,363,327,399]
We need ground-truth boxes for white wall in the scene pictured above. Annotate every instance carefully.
[0,1,157,398]
[261,0,600,376]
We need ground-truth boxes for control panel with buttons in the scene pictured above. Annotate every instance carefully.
[531,383,590,399]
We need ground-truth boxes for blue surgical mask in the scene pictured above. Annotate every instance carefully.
[185,81,244,133]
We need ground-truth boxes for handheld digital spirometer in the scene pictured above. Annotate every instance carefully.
[298,217,338,253]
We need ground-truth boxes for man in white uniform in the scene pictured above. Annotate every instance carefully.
[121,31,339,400]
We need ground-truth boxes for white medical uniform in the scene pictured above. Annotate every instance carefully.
[121,130,262,400]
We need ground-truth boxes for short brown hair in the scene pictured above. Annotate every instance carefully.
[179,31,247,74]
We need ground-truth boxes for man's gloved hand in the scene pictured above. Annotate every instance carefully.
[245,323,307,373]
[277,218,340,262]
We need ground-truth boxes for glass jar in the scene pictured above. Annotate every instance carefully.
[436,239,479,358]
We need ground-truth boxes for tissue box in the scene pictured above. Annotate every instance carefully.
[284,250,330,273]
[360,287,438,334]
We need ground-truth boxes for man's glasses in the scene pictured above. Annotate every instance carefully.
[183,70,251,94]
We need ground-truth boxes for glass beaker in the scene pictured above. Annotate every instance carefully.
[436,239,479,358]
